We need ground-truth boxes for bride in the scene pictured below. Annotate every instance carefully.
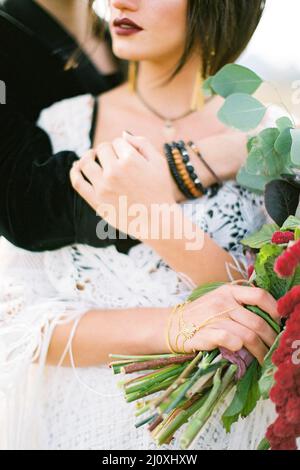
[0,0,278,450]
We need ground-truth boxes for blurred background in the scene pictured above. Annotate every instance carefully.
[94,0,300,120]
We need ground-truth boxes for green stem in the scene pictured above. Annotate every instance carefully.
[180,365,237,449]
[124,364,186,394]
[151,352,203,409]
[125,375,182,402]
[164,359,226,415]
[155,394,209,446]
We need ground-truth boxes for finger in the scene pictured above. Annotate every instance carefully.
[189,327,243,354]
[79,151,104,186]
[70,163,98,209]
[112,137,145,162]
[230,306,277,348]
[212,319,268,364]
[122,132,159,162]
[95,142,118,169]
[230,286,279,321]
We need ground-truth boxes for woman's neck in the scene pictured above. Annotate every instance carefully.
[136,54,202,119]
[35,0,91,44]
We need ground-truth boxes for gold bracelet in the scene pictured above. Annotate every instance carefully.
[166,303,184,354]
[175,303,238,353]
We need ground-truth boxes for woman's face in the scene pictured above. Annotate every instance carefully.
[109,0,188,63]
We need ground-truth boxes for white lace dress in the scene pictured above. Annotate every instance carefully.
[0,94,275,450]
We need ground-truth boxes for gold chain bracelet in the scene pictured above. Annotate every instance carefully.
[169,301,238,354]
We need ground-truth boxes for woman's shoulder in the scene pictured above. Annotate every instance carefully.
[37,94,95,155]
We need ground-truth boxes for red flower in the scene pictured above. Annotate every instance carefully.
[286,397,300,424]
[272,231,294,245]
[274,366,295,389]
[274,240,300,278]
[278,287,300,318]
[267,302,300,450]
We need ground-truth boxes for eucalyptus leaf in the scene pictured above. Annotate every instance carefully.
[274,127,292,156]
[237,166,272,193]
[218,94,266,132]
[291,129,300,166]
[246,147,265,175]
[247,136,258,153]
[253,128,282,177]
[276,116,294,132]
[211,64,262,98]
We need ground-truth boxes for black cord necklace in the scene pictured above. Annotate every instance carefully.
[136,87,198,140]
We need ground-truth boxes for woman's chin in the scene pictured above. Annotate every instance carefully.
[112,45,144,62]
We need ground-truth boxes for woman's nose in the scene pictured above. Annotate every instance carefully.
[111,0,139,12]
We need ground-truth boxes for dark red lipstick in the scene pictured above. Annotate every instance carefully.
[113,17,143,36]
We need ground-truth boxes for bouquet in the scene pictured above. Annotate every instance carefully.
[109,65,300,450]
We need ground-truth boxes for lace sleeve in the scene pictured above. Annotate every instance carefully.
[178,180,267,280]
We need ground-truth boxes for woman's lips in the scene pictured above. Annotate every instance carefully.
[113,18,143,36]
[113,26,143,36]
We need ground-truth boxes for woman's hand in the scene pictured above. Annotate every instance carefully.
[70,133,177,238]
[169,284,280,364]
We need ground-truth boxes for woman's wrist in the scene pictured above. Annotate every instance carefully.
[143,307,173,354]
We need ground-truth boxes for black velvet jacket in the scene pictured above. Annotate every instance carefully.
[0,0,140,252]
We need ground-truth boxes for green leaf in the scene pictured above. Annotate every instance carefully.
[276,116,294,132]
[274,127,292,156]
[247,136,258,153]
[188,282,225,302]
[289,265,300,288]
[218,94,266,132]
[253,128,282,178]
[222,361,261,433]
[246,147,265,175]
[254,243,289,298]
[281,215,300,231]
[247,306,280,334]
[237,166,272,193]
[242,223,279,249]
[265,180,300,227]
[295,227,300,241]
[211,64,263,98]
[291,129,300,166]
[259,334,282,399]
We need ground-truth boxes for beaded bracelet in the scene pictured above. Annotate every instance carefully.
[187,140,222,197]
[164,142,206,200]
[164,143,196,200]
[176,141,207,195]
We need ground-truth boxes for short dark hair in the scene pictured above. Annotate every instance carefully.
[174,0,266,79]
[87,1,266,82]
